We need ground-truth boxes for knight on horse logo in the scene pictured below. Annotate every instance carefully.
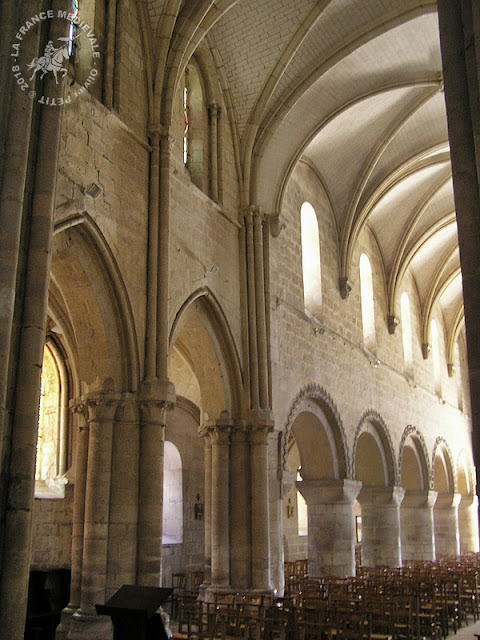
[27,36,74,84]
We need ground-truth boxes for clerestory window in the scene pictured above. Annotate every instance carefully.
[301,202,322,317]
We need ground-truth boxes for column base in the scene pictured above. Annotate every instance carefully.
[54,605,77,639]
[66,608,113,640]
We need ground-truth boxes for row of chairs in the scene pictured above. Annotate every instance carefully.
[172,571,205,618]
[173,554,480,640]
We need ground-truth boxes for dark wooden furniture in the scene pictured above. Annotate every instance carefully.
[96,584,173,640]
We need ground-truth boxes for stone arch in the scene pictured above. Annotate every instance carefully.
[50,213,140,394]
[432,437,456,493]
[353,411,397,486]
[169,288,242,422]
[457,449,475,497]
[282,384,348,479]
[398,425,431,491]
[457,449,480,554]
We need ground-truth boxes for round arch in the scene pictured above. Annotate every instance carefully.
[432,437,456,494]
[353,411,397,487]
[398,426,431,491]
[282,384,348,479]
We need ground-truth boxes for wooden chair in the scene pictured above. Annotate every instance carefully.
[175,598,210,640]
[172,572,188,619]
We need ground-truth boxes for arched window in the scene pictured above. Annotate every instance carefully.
[296,470,308,536]
[68,0,79,56]
[36,340,69,499]
[301,202,322,316]
[401,292,413,373]
[163,441,183,544]
[454,341,464,412]
[431,319,441,395]
[183,62,207,192]
[182,54,223,202]
[359,254,376,351]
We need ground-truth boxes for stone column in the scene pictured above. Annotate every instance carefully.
[458,495,480,554]
[297,479,362,577]
[434,493,461,557]
[250,423,273,590]
[208,103,220,201]
[437,1,480,496]
[202,427,213,588]
[358,486,405,568]
[230,424,250,589]
[400,491,437,563]
[138,380,175,587]
[210,416,232,588]
[0,5,69,636]
[69,388,120,639]
[55,401,89,640]
[107,394,139,597]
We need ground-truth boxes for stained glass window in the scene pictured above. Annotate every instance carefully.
[68,0,78,57]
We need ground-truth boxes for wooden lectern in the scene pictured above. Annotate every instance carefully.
[96,584,173,640]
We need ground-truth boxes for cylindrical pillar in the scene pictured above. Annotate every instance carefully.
[137,396,168,586]
[244,209,259,410]
[79,392,120,612]
[202,428,213,588]
[210,419,231,588]
[297,479,362,577]
[230,424,250,589]
[400,491,437,563]
[0,5,69,636]
[358,486,405,568]
[458,495,480,554]
[253,210,269,411]
[55,402,89,639]
[208,103,219,201]
[250,424,273,590]
[107,394,139,598]
[434,493,461,557]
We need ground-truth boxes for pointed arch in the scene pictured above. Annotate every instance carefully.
[52,213,140,392]
[169,288,243,420]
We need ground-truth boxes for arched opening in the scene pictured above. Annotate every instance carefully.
[360,254,376,351]
[165,290,242,588]
[401,292,413,375]
[431,319,442,396]
[163,442,183,544]
[183,60,208,192]
[399,432,433,562]
[35,339,69,499]
[355,418,398,567]
[283,396,345,577]
[457,452,479,553]
[433,443,459,556]
[301,202,322,316]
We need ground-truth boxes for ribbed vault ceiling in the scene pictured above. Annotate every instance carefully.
[142,0,463,357]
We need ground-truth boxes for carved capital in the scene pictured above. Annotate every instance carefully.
[422,342,431,359]
[140,378,175,426]
[249,423,274,446]
[339,276,352,299]
[84,392,121,423]
[268,215,286,238]
[387,315,399,334]
[207,102,221,117]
